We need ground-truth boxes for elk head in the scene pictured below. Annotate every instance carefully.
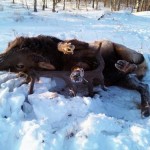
[0,48,55,73]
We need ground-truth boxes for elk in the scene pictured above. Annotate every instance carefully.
[0,36,149,117]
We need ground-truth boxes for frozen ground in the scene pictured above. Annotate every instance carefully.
[0,0,150,150]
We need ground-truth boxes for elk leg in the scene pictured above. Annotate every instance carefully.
[90,65,107,91]
[61,75,77,97]
[98,72,106,91]
[16,71,37,95]
[27,69,37,95]
[82,79,94,97]
[28,76,35,94]
[119,74,150,117]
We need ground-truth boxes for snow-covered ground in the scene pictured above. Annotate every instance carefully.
[0,0,150,150]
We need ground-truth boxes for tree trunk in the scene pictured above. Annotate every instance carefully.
[148,5,150,11]
[96,0,99,9]
[92,0,95,8]
[45,0,48,8]
[13,0,15,3]
[34,0,37,12]
[144,0,148,11]
[104,0,107,7]
[25,0,29,9]
[52,0,56,12]
[117,0,121,11]
[140,0,144,11]
[63,0,66,10]
[110,0,115,11]
[135,0,141,12]
[42,0,45,10]
[85,0,87,10]
[126,0,129,7]
[103,0,110,7]
[76,0,80,9]
[21,0,24,7]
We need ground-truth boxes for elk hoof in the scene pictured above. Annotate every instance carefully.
[18,72,28,79]
[28,91,34,95]
[115,60,137,74]
[89,94,95,97]
[69,89,76,97]
[102,85,108,91]
[141,105,150,118]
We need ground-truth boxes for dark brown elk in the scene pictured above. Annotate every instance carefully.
[0,36,149,117]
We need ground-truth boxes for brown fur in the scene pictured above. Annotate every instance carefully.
[0,36,149,117]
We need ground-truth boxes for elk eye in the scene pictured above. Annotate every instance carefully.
[16,63,24,69]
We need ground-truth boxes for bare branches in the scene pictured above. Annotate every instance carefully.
[10,0,150,12]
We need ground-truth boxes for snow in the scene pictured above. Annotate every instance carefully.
[0,0,150,150]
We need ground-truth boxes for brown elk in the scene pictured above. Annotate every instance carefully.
[0,35,149,117]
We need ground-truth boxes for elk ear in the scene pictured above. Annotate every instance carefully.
[38,62,55,70]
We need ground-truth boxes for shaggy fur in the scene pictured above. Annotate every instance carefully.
[0,36,149,117]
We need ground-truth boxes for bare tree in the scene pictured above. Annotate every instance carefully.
[143,0,148,11]
[110,0,115,11]
[104,0,107,7]
[76,0,80,9]
[11,0,150,12]
[135,0,141,11]
[95,0,99,9]
[34,0,37,12]
[85,0,88,10]
[117,0,121,11]
[52,0,56,12]
[109,0,122,11]
[92,0,95,8]
[140,0,144,11]
[103,0,110,7]
[42,0,46,10]
[126,0,129,7]
[25,0,29,9]
[146,0,150,11]
[63,0,66,10]
[45,0,48,8]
